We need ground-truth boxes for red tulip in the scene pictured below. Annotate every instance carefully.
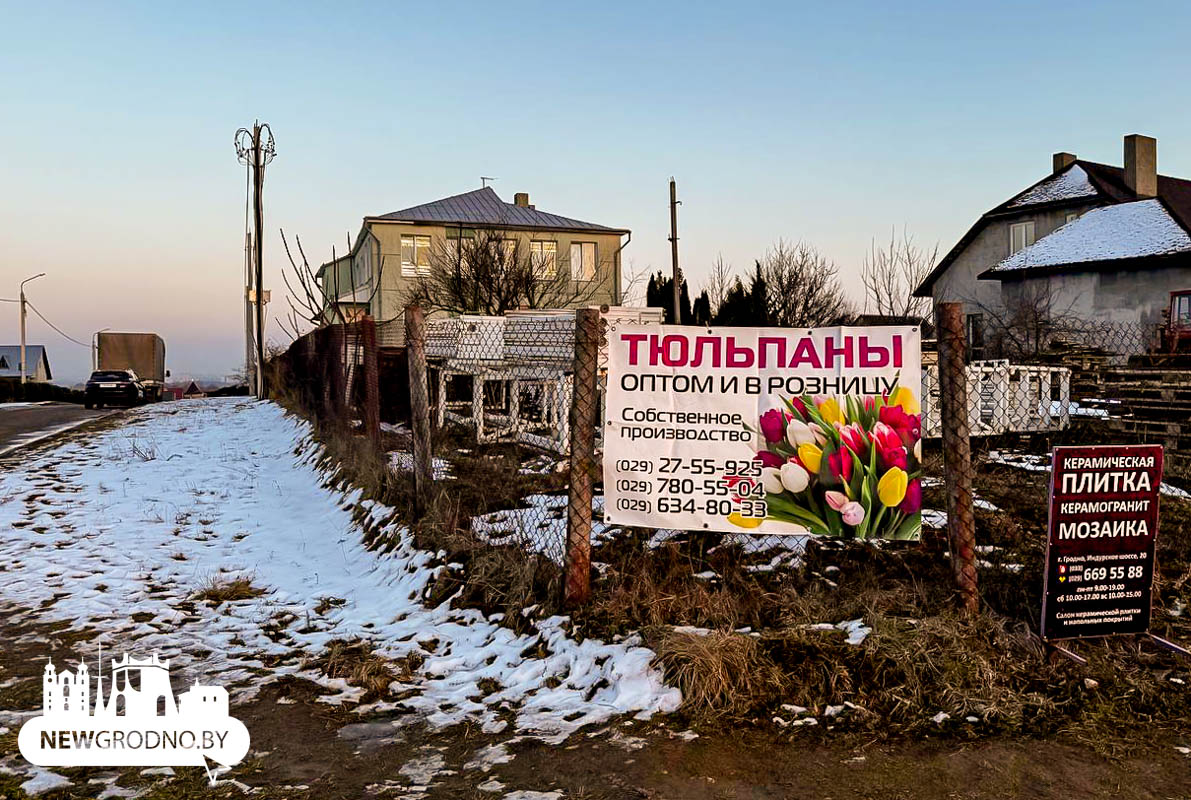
[838,422,869,458]
[824,447,853,485]
[899,478,923,514]
[879,444,908,471]
[754,450,784,469]
[789,396,809,420]
[879,405,921,449]
[759,409,789,443]
[871,422,902,454]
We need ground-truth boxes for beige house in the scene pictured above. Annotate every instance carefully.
[316,188,630,325]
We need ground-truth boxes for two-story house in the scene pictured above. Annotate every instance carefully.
[915,134,1191,355]
[316,187,630,324]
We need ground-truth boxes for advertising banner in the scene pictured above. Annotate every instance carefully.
[1041,445,1163,641]
[604,324,922,539]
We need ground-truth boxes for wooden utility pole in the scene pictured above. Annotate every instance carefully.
[936,302,979,614]
[668,178,680,324]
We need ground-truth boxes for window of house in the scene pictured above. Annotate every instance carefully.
[1009,221,1035,254]
[445,228,474,265]
[1174,293,1191,326]
[400,235,431,277]
[499,239,517,263]
[966,313,985,360]
[570,242,597,281]
[530,241,557,279]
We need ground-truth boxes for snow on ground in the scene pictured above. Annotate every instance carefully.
[0,398,679,745]
[989,198,1191,273]
[988,449,1190,498]
[389,449,453,480]
[471,494,615,564]
[1007,164,1098,208]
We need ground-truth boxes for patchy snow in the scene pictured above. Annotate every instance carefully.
[922,509,948,528]
[389,449,453,480]
[1007,165,1098,208]
[837,618,871,646]
[0,398,680,748]
[470,494,615,564]
[20,768,71,796]
[989,199,1191,273]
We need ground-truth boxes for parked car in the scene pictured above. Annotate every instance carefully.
[84,370,145,408]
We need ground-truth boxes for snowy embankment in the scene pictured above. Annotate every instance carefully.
[0,398,679,739]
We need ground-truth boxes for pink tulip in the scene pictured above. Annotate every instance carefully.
[871,422,902,454]
[824,490,849,511]
[839,422,869,458]
[841,502,865,526]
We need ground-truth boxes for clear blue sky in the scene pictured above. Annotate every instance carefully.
[2,0,1189,383]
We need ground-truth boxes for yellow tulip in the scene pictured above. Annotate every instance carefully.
[727,512,764,529]
[887,386,920,415]
[877,467,909,507]
[817,397,845,426]
[797,442,823,474]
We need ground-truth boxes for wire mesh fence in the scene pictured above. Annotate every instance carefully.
[271,301,1187,609]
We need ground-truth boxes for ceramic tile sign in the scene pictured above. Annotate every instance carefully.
[1041,445,1163,641]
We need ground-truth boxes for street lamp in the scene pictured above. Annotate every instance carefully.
[19,273,46,384]
[92,328,111,371]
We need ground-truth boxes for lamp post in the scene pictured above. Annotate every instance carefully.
[92,328,111,372]
[19,273,46,384]
[235,122,276,399]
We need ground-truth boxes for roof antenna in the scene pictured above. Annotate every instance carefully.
[481,176,497,188]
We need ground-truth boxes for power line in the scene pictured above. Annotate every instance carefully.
[25,301,90,348]
[0,297,18,303]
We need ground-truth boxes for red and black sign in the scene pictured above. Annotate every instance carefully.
[1041,445,1163,641]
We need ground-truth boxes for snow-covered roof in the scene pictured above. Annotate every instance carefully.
[984,199,1191,275]
[0,346,50,379]
[1007,165,1100,208]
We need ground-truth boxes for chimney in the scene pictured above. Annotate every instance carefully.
[514,192,530,207]
[1052,152,1076,173]
[1124,134,1157,198]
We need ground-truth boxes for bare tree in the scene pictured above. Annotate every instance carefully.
[277,230,382,340]
[861,228,938,319]
[759,239,854,327]
[703,253,734,314]
[409,227,620,316]
[970,280,1082,361]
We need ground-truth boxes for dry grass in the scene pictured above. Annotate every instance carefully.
[652,630,788,720]
[193,575,265,605]
[312,639,424,698]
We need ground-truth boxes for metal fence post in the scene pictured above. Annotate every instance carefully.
[565,308,600,606]
[361,316,381,447]
[936,302,979,614]
[406,305,433,517]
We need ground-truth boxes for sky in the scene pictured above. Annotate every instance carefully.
[2,1,1190,384]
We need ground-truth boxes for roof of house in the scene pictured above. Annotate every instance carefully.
[980,198,1191,277]
[0,346,51,379]
[915,159,1191,294]
[370,187,629,234]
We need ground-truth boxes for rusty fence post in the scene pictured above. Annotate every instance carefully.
[935,302,979,614]
[565,308,600,606]
[406,305,433,517]
[361,316,382,447]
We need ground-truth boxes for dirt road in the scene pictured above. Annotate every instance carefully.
[0,401,115,458]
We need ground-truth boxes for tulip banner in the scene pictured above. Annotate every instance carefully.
[604,324,922,540]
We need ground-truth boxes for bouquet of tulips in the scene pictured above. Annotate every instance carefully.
[732,384,923,540]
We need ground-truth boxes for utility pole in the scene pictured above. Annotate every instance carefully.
[668,178,681,324]
[235,122,276,399]
[19,273,45,384]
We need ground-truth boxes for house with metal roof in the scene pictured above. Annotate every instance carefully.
[0,345,52,382]
[915,134,1191,356]
[316,187,631,326]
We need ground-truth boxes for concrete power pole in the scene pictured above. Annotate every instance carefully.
[19,273,45,384]
[235,123,276,399]
[668,178,681,324]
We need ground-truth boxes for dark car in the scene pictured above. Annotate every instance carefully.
[84,370,145,409]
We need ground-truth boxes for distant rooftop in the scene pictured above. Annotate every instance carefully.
[372,187,628,233]
[982,199,1191,276]
[0,345,51,380]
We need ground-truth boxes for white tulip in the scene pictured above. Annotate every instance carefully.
[914,439,922,461]
[780,462,810,493]
[786,419,817,448]
[761,467,784,495]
